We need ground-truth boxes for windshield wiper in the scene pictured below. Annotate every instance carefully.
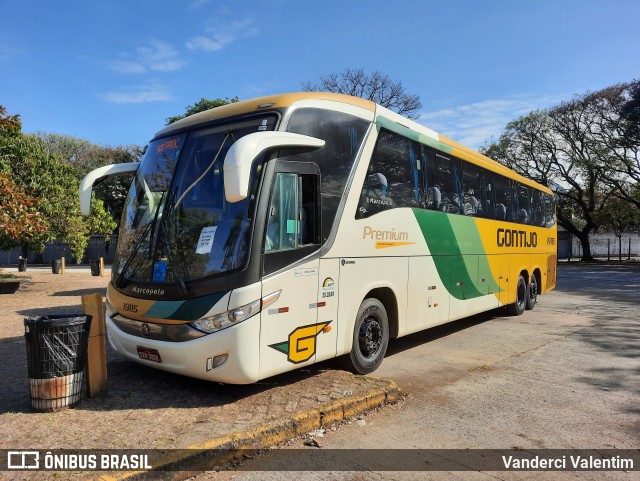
[115,220,153,288]
[147,191,166,253]
[174,132,231,209]
[156,191,190,296]
[115,191,166,289]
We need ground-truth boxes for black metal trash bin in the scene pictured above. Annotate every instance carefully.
[51,259,62,274]
[18,258,27,272]
[24,314,92,412]
[90,260,100,276]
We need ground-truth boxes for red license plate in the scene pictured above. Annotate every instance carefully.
[137,346,162,363]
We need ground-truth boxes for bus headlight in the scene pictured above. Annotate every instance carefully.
[190,290,280,334]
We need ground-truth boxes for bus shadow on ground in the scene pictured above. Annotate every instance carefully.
[93,347,327,412]
[383,309,499,358]
[0,329,326,414]
[6,304,330,413]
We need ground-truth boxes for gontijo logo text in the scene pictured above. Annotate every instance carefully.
[496,228,538,248]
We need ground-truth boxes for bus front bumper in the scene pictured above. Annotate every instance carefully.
[106,313,261,384]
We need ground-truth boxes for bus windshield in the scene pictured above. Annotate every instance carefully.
[113,115,277,286]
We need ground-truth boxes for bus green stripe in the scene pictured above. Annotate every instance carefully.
[448,215,501,294]
[412,209,500,299]
[144,291,228,321]
[375,117,452,154]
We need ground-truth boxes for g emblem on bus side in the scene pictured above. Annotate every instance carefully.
[269,322,331,364]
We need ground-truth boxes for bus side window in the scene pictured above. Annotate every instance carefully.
[299,174,319,245]
[544,193,556,227]
[478,169,494,219]
[356,129,419,219]
[517,183,531,225]
[461,163,493,219]
[462,162,481,216]
[493,174,511,221]
[424,147,440,211]
[434,154,462,214]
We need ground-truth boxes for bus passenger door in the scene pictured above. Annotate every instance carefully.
[258,167,325,379]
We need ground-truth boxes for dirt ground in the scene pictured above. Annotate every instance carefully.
[0,269,389,453]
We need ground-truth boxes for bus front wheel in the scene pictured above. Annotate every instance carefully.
[344,298,389,375]
[507,274,527,316]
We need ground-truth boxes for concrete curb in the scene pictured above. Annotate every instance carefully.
[98,378,398,481]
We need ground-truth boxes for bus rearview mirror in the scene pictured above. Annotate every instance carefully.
[223,131,324,203]
[79,162,140,216]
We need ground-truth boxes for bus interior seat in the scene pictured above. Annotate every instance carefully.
[518,208,529,224]
[429,186,441,209]
[464,195,478,215]
[495,203,506,220]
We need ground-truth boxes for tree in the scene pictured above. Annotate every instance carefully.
[481,86,628,261]
[594,197,640,261]
[589,80,640,209]
[166,97,239,125]
[35,132,95,168]
[35,132,143,226]
[0,105,21,137]
[0,107,117,261]
[302,68,422,119]
[0,173,47,250]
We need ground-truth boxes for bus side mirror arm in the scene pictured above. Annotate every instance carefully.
[223,132,324,203]
[79,162,140,216]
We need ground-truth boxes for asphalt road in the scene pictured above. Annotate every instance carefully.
[197,263,640,480]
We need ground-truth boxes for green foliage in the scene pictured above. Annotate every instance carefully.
[165,97,239,125]
[594,197,640,237]
[87,198,118,235]
[0,105,21,137]
[0,105,129,260]
[0,173,47,250]
[35,132,143,223]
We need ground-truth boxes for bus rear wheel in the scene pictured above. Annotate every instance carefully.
[507,274,527,316]
[526,274,538,310]
[344,298,389,375]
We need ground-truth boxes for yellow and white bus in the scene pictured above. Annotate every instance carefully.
[80,92,557,383]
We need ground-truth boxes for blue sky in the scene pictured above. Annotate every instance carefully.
[1,0,638,149]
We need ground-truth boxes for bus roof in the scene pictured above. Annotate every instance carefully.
[156,91,552,195]
[155,92,375,138]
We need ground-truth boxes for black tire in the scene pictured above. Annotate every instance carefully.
[507,274,527,316]
[343,298,389,375]
[526,273,538,310]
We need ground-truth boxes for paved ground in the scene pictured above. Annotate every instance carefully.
[1,263,638,480]
[197,263,640,480]
[0,268,396,481]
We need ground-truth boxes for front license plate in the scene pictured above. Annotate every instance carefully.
[137,346,162,363]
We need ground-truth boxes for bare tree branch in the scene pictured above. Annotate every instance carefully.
[302,68,422,119]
